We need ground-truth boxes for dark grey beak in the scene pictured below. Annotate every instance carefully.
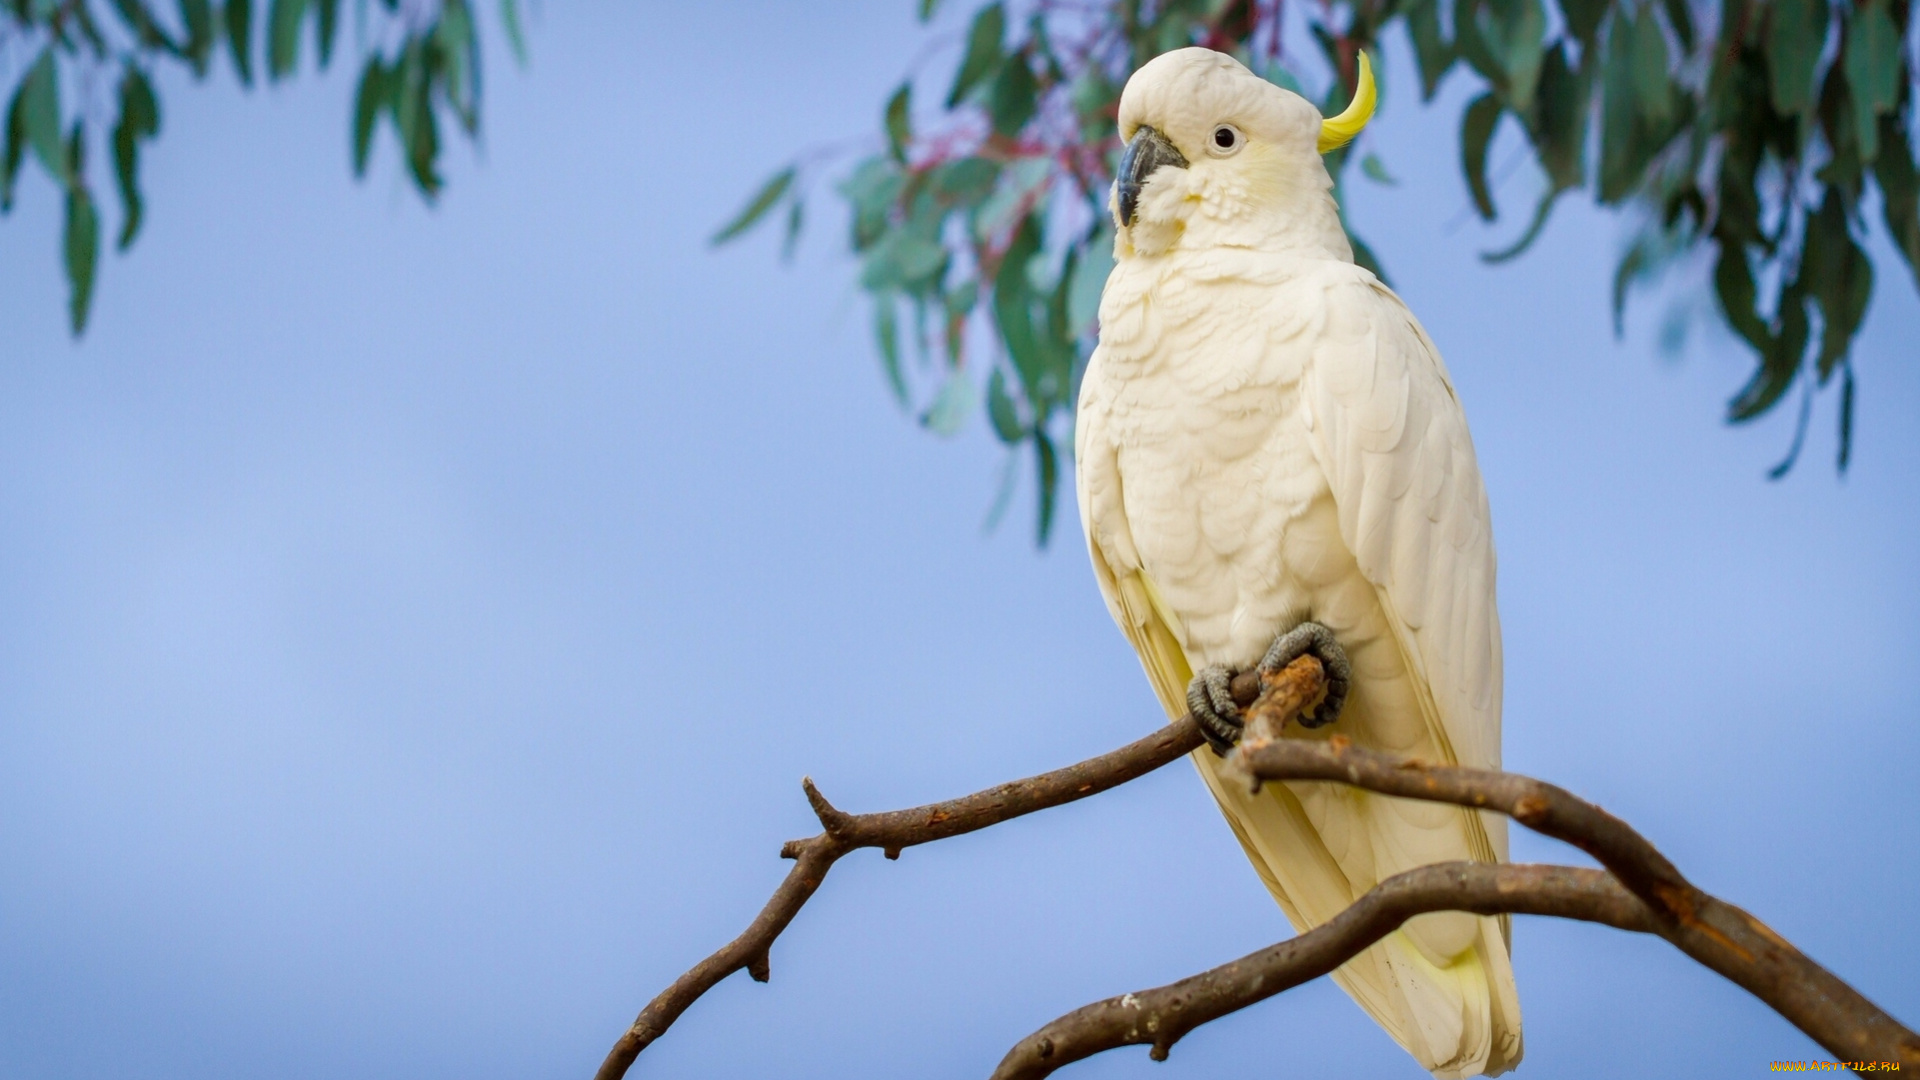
[1115,126,1188,228]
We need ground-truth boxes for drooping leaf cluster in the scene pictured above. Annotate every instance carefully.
[719,0,1920,540]
[2,0,528,335]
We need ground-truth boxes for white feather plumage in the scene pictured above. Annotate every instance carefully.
[1075,48,1520,1077]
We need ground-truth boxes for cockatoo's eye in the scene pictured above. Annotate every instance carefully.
[1207,124,1243,157]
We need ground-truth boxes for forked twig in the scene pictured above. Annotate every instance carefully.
[592,661,1325,1080]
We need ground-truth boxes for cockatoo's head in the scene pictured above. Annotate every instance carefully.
[1111,48,1374,256]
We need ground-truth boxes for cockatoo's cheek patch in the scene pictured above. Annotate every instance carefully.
[1121,171,1201,256]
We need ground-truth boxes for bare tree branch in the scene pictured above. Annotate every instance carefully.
[991,862,1650,1078]
[993,736,1920,1077]
[593,661,1327,1080]
[596,652,1915,1079]
[1235,736,1920,1068]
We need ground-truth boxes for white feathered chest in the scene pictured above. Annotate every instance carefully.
[1081,249,1362,671]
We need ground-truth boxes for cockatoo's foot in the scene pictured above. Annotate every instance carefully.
[1186,664,1243,756]
[1257,621,1352,729]
[1188,623,1354,754]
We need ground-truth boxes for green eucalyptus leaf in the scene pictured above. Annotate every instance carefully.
[397,39,441,196]
[929,156,999,206]
[921,370,978,435]
[1766,0,1827,116]
[2,91,23,211]
[875,297,908,406]
[1628,6,1673,126]
[1837,363,1855,470]
[993,217,1048,396]
[947,2,1006,107]
[1526,41,1589,189]
[437,0,479,132]
[1728,281,1806,422]
[1490,0,1547,108]
[1360,152,1398,185]
[1460,92,1502,220]
[987,367,1025,442]
[16,50,65,187]
[1033,431,1058,547]
[1404,0,1458,97]
[1874,114,1920,285]
[919,0,942,22]
[1560,0,1608,42]
[1453,0,1504,88]
[1611,240,1647,336]
[1455,0,1545,106]
[1713,242,1771,354]
[1659,0,1695,51]
[351,56,390,175]
[860,228,949,292]
[266,0,308,79]
[108,0,180,51]
[111,65,161,250]
[1148,13,1190,58]
[1066,223,1113,336]
[315,0,338,66]
[63,158,99,335]
[225,0,254,85]
[838,155,904,249]
[781,198,804,262]
[180,0,214,70]
[1764,375,1814,478]
[1069,65,1118,125]
[1802,190,1873,379]
[713,166,795,244]
[1481,187,1561,262]
[1843,0,1900,163]
[500,0,528,67]
[986,53,1038,134]
[973,155,1051,241]
[394,38,423,171]
[884,83,912,162]
[1598,10,1647,203]
[1037,256,1076,403]
[946,277,979,316]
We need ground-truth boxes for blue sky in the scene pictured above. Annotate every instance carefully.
[1,3,1915,1078]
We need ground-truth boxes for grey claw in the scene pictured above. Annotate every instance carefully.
[1186,664,1243,755]
[1257,622,1352,729]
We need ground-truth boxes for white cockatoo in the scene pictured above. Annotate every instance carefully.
[1074,48,1521,1076]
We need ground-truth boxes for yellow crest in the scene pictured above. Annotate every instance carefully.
[1317,51,1377,153]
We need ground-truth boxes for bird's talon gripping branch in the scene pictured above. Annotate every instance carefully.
[1256,622,1351,729]
[1185,664,1244,755]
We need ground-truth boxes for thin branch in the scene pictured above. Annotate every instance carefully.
[592,658,1329,1080]
[1235,736,1920,1067]
[991,862,1650,1079]
[994,737,1920,1076]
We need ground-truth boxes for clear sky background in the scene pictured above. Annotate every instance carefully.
[1,3,1915,1079]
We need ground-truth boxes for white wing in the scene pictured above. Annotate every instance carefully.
[1300,268,1504,785]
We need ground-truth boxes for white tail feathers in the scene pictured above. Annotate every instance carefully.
[1193,750,1523,1077]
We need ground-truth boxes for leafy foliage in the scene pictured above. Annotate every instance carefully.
[720,0,1920,540]
[2,0,526,335]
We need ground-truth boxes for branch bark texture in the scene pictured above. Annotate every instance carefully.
[1237,736,1920,1069]
[595,655,1917,1080]
[593,665,1300,1080]
[990,863,1648,1078]
[991,736,1920,1077]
